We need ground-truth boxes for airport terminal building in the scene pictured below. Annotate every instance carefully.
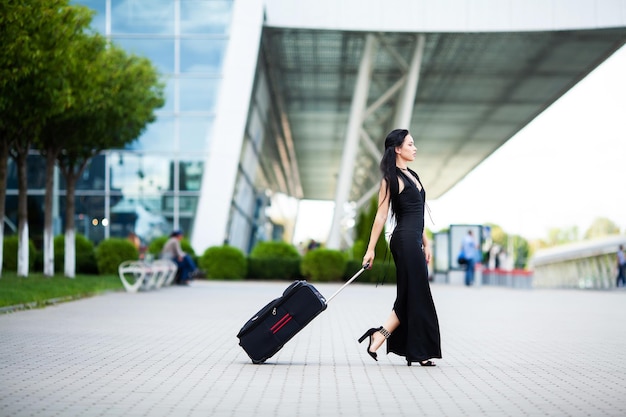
[5,0,626,255]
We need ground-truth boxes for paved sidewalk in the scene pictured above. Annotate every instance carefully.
[1,280,626,417]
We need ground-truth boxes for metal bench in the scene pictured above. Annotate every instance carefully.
[118,259,178,293]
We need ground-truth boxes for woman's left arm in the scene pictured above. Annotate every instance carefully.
[422,232,432,264]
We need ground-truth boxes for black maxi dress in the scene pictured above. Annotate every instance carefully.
[387,168,442,362]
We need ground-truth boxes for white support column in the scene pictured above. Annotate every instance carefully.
[326,34,376,249]
[393,34,425,128]
[191,0,264,253]
[355,184,379,210]
[359,128,382,161]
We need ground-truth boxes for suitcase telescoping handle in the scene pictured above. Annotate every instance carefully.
[325,263,370,304]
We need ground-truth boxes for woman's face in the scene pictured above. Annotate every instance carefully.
[395,134,417,162]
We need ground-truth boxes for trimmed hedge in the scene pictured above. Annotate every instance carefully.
[248,241,301,280]
[247,258,301,281]
[250,241,300,258]
[344,259,396,284]
[199,245,247,280]
[301,248,347,282]
[95,238,139,274]
[54,234,98,274]
[2,236,37,271]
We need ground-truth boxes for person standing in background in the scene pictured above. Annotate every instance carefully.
[462,230,478,286]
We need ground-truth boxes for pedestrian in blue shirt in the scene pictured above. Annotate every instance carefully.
[461,230,478,286]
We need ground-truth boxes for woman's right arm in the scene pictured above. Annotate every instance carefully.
[362,179,390,269]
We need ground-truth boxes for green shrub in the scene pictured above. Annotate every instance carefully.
[147,236,168,255]
[33,249,44,271]
[301,248,347,282]
[345,238,396,284]
[95,238,139,274]
[247,258,301,280]
[248,241,301,280]
[347,239,367,261]
[250,241,300,259]
[344,259,396,284]
[2,235,37,271]
[199,245,247,280]
[53,234,98,274]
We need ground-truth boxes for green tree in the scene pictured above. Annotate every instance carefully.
[486,223,506,245]
[483,223,530,269]
[0,0,94,277]
[38,32,108,276]
[351,197,388,263]
[509,234,531,269]
[546,226,579,246]
[584,217,621,240]
[54,44,164,277]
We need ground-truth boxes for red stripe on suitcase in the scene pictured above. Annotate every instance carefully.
[272,315,292,334]
[270,313,290,332]
[270,313,292,334]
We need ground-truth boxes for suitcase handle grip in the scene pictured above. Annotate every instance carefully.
[325,263,369,304]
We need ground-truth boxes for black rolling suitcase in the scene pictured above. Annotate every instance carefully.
[237,264,368,364]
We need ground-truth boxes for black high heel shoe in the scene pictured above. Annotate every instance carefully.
[407,360,436,367]
[358,327,382,361]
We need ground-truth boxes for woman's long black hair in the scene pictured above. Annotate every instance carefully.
[379,129,409,214]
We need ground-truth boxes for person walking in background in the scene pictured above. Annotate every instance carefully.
[161,230,200,286]
[462,230,478,286]
[616,245,626,287]
[360,129,441,367]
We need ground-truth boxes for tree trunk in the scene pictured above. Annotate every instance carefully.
[59,155,92,279]
[0,139,10,278]
[64,227,75,278]
[43,150,57,276]
[15,144,29,277]
[64,175,77,278]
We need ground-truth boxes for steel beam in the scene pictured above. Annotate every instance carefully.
[327,34,376,249]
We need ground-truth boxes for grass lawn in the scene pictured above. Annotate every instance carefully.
[0,272,123,310]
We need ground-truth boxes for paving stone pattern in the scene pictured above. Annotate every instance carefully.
[1,280,625,417]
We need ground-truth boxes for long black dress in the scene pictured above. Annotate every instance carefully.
[387,168,442,362]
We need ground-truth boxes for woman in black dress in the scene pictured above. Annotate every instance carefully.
[360,129,442,366]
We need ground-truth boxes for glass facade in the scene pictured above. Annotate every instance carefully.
[6,0,234,250]
[227,59,294,252]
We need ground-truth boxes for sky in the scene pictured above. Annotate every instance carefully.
[292,44,626,244]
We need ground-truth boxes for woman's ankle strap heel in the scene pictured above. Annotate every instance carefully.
[379,327,391,339]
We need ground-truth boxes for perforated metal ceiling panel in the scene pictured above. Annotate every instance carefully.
[260,28,626,202]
